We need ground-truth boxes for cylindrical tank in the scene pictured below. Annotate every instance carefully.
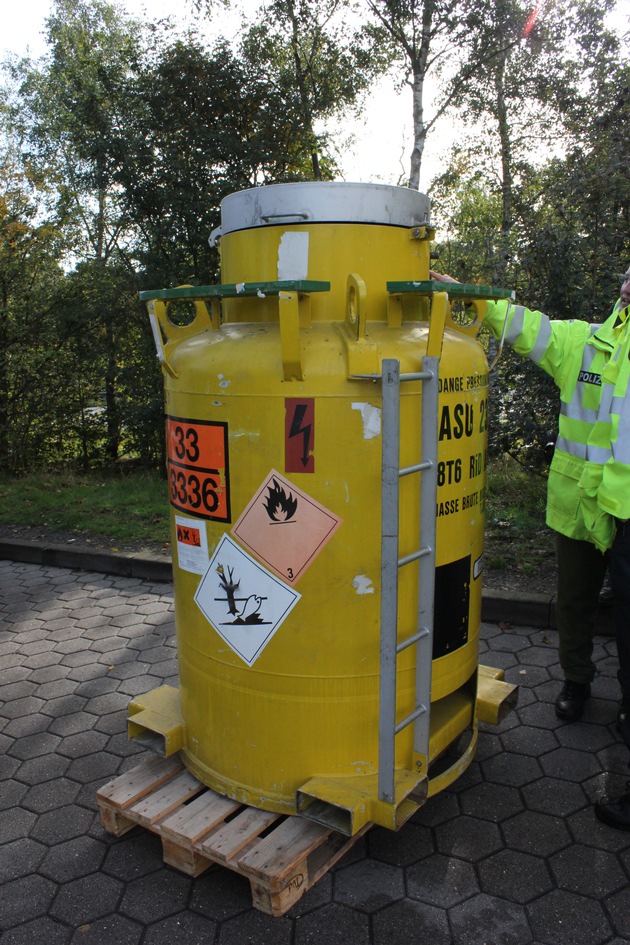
[141,182,492,831]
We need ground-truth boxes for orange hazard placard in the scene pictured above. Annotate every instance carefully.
[232,470,342,585]
[166,415,230,522]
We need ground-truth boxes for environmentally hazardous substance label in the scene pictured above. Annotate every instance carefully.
[232,470,342,585]
[194,534,301,666]
[166,416,230,522]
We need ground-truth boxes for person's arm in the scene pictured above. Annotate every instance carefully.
[428,271,583,386]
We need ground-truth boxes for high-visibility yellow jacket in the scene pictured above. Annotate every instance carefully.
[485,298,630,552]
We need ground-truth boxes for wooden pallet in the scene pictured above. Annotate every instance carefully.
[96,754,365,916]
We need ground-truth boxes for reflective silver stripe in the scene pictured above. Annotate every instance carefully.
[555,436,612,464]
[505,305,525,344]
[555,436,587,459]
[612,395,630,416]
[613,442,630,463]
[612,395,630,462]
[598,384,614,417]
[581,345,598,368]
[529,317,552,364]
[561,346,606,424]
[560,400,598,424]
[587,444,613,463]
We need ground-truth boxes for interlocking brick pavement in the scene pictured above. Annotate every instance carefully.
[1,558,630,944]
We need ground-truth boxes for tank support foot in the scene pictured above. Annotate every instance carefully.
[477,665,519,724]
[128,685,185,757]
[297,770,428,837]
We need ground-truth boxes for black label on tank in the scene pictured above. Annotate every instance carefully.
[433,556,470,658]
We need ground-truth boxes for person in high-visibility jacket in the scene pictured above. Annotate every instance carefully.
[431,267,630,831]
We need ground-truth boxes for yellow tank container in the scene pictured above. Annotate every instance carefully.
[132,182,516,836]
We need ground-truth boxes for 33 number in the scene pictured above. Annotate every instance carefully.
[172,425,200,463]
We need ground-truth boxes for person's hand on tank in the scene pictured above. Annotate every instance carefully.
[429,270,459,283]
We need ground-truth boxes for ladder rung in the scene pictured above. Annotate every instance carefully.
[396,627,430,654]
[400,460,432,477]
[349,370,434,382]
[398,546,431,567]
[395,703,428,735]
[400,371,434,382]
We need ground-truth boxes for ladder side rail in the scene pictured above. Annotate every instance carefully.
[414,353,440,767]
[378,359,402,805]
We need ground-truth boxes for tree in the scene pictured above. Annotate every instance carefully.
[111,33,320,289]
[439,0,620,281]
[11,0,147,460]
[429,49,629,468]
[364,0,458,189]
[194,0,389,182]
[0,146,72,470]
[363,0,527,189]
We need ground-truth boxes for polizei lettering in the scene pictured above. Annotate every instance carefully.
[577,370,602,386]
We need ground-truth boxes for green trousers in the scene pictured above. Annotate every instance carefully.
[556,533,608,684]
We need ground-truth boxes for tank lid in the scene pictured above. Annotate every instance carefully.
[219,182,431,235]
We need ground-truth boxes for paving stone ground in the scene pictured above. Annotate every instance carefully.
[1,558,630,945]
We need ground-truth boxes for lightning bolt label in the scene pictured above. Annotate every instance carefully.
[285,398,315,473]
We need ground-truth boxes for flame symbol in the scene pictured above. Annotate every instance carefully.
[263,478,298,523]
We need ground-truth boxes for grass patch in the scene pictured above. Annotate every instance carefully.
[484,454,552,573]
[0,469,170,547]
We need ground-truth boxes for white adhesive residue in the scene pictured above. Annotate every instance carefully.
[352,402,381,439]
[473,554,484,580]
[277,231,309,281]
[352,575,374,595]
[236,282,245,293]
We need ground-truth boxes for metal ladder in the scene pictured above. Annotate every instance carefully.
[378,352,440,805]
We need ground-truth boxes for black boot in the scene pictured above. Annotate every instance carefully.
[555,680,591,721]
[595,788,630,831]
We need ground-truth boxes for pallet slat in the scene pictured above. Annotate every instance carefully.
[161,790,241,844]
[127,769,203,826]
[96,754,361,916]
[237,816,328,880]
[97,755,183,808]
[201,807,280,864]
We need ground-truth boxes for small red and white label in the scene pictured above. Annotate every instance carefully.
[175,515,209,574]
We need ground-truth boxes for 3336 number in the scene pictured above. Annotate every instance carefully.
[169,469,219,513]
